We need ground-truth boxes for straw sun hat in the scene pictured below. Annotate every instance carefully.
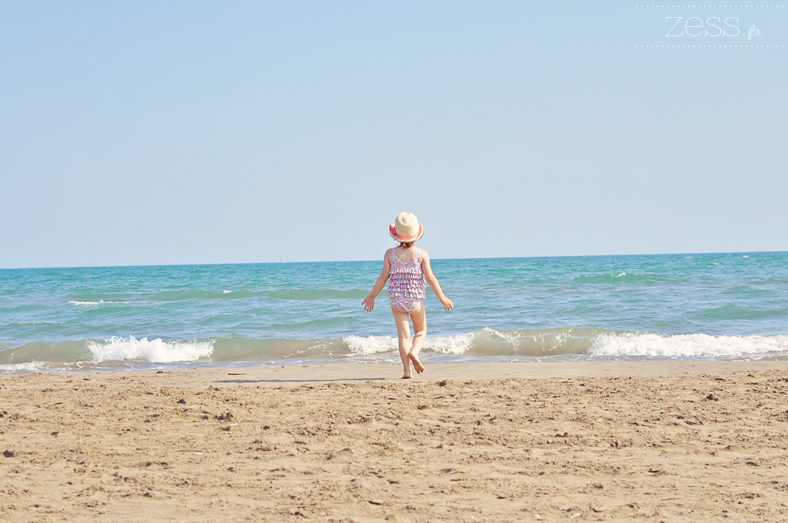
[389,212,424,242]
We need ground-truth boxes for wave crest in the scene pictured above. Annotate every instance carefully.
[2,329,787,368]
[591,333,788,358]
[87,337,214,362]
[343,328,600,357]
[343,332,478,356]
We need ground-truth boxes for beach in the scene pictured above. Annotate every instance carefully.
[3,0,786,520]
[2,361,788,522]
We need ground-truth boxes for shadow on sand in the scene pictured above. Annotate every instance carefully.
[213,377,389,384]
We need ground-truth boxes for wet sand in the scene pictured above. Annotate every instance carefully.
[2,360,788,522]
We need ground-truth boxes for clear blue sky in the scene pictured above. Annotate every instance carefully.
[1,1,786,268]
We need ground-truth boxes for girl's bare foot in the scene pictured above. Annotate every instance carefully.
[402,375,412,379]
[409,353,425,374]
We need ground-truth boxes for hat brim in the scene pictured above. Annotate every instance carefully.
[389,224,423,242]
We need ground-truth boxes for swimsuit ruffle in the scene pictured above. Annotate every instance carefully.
[388,248,427,302]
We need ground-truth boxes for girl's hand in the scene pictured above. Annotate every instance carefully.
[362,296,375,312]
[440,297,454,311]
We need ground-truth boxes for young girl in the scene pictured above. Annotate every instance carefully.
[362,212,454,379]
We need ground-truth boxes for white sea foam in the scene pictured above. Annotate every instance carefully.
[0,361,47,374]
[345,329,788,360]
[425,332,478,354]
[590,333,788,358]
[343,331,478,356]
[69,300,112,306]
[222,290,232,294]
[87,336,214,362]
[343,335,397,355]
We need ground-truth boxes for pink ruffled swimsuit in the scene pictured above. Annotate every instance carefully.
[388,247,427,313]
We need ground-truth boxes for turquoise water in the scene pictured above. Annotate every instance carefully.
[1,252,787,372]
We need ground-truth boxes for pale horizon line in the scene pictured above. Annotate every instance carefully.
[1,249,784,271]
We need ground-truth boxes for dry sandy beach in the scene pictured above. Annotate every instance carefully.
[2,361,788,522]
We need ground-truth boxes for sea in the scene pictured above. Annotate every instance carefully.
[1,252,787,373]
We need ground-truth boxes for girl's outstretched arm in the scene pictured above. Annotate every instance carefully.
[421,251,454,311]
[362,251,391,312]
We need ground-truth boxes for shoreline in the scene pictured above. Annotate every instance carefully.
[6,359,787,387]
[200,359,788,387]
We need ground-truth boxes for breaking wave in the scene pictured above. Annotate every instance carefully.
[87,337,214,362]
[589,332,788,358]
[1,329,786,370]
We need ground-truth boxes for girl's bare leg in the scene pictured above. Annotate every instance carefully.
[409,303,427,374]
[391,305,413,378]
